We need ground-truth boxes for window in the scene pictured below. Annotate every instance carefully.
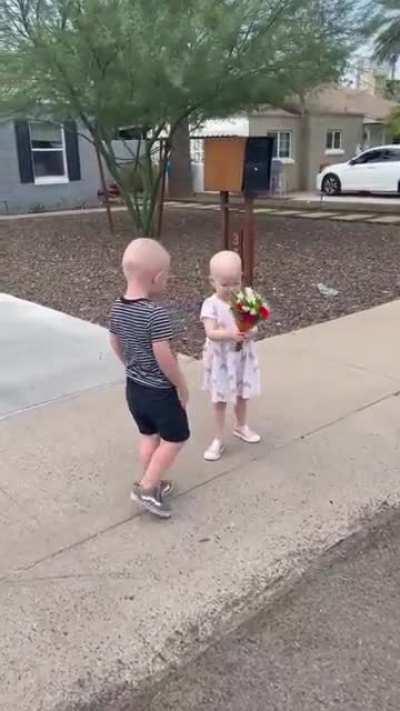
[268,131,292,160]
[352,149,385,165]
[326,130,343,152]
[15,119,81,185]
[117,127,145,140]
[29,122,68,184]
[383,148,400,162]
[190,138,204,163]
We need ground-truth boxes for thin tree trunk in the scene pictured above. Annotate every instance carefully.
[168,119,193,198]
[95,139,114,237]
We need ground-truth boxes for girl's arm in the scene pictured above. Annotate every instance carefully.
[202,318,244,344]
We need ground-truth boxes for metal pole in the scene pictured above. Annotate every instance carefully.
[220,190,230,250]
[156,139,168,239]
[243,195,255,285]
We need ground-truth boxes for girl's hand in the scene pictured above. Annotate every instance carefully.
[243,326,258,341]
[228,328,245,343]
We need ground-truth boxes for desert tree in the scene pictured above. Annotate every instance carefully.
[0,0,356,235]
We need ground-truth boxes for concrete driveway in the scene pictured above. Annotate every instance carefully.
[0,294,122,419]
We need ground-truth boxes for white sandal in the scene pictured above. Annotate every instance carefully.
[203,439,225,461]
[233,425,261,444]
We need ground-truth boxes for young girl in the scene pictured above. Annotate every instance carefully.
[200,250,261,461]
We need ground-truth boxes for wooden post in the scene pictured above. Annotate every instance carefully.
[243,195,255,285]
[232,229,244,263]
[95,139,114,237]
[220,190,230,250]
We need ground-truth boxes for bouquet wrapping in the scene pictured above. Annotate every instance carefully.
[231,287,270,351]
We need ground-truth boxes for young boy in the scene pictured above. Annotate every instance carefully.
[109,238,190,519]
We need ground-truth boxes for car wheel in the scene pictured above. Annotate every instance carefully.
[322,174,341,196]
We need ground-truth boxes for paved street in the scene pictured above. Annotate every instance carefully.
[140,507,400,711]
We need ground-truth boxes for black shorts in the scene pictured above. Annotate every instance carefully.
[126,379,190,443]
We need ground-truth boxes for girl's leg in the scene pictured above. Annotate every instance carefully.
[204,402,227,461]
[213,401,227,441]
[234,397,261,443]
[234,396,248,428]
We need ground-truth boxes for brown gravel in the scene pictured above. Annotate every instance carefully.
[2,209,400,357]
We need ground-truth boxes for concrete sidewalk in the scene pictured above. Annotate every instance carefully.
[0,294,121,418]
[1,301,400,710]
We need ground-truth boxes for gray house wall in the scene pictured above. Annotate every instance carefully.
[304,114,364,191]
[249,113,301,192]
[249,112,372,192]
[0,121,101,215]
[364,122,392,147]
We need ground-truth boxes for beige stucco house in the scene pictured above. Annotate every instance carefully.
[191,86,397,193]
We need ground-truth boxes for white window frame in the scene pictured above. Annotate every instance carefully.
[190,138,204,163]
[325,129,344,155]
[268,131,294,163]
[29,122,69,185]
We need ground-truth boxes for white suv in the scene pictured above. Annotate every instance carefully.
[317,145,400,195]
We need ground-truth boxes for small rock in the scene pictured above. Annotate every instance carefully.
[318,282,339,297]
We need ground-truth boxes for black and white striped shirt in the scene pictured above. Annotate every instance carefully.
[110,297,174,389]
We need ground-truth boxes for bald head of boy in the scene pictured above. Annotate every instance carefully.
[122,238,171,296]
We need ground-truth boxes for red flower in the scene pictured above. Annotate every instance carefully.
[260,305,270,320]
[244,313,257,324]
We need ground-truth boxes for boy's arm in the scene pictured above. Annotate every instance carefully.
[153,340,189,407]
[109,333,125,365]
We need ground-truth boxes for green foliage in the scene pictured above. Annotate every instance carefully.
[365,0,400,69]
[383,78,400,100]
[388,106,400,137]
[0,0,357,235]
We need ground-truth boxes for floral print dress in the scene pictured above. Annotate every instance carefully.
[200,294,261,404]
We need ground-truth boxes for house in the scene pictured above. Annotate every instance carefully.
[0,119,139,215]
[191,86,397,193]
[0,120,102,214]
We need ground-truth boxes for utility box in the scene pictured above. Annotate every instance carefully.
[204,136,273,195]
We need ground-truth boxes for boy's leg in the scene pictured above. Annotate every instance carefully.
[138,433,160,471]
[133,387,189,516]
[133,434,173,495]
[140,440,185,490]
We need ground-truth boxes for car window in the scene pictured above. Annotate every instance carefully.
[353,150,385,164]
[383,149,400,162]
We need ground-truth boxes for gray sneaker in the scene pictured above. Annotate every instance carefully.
[131,484,171,519]
[131,480,173,500]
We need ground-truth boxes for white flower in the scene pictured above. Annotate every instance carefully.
[242,305,250,312]
[249,308,257,316]
[237,291,245,302]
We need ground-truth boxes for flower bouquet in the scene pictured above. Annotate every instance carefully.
[231,287,271,351]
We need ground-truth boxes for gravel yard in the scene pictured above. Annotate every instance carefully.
[2,208,400,357]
